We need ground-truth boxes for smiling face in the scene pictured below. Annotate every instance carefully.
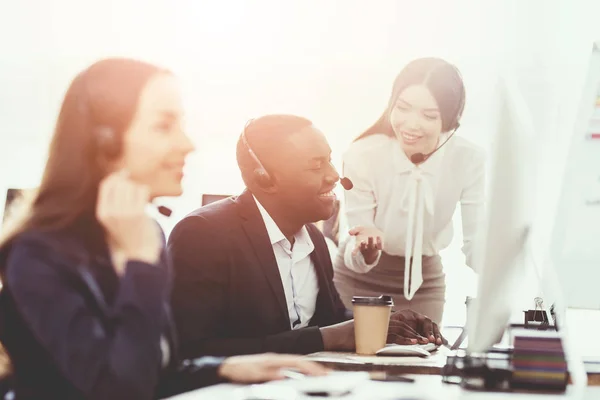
[117,73,195,198]
[389,84,443,158]
[269,124,341,224]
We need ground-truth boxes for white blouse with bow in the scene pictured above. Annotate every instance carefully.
[341,133,486,300]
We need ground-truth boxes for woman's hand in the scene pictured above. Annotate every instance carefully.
[218,353,329,383]
[349,226,384,264]
[96,171,161,271]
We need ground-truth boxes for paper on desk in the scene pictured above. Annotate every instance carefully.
[232,372,370,400]
[351,346,449,365]
[305,354,366,364]
[307,348,449,367]
[347,355,439,365]
[267,371,370,393]
[239,375,462,400]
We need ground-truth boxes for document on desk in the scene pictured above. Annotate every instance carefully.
[346,355,441,365]
[241,373,463,400]
[188,375,469,400]
[306,348,449,370]
[265,371,370,396]
[165,374,600,399]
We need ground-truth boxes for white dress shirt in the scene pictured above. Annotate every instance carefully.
[342,133,486,299]
[253,195,319,330]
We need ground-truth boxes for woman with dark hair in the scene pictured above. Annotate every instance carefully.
[0,58,326,399]
[333,58,486,324]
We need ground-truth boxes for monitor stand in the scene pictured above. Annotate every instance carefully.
[448,297,473,350]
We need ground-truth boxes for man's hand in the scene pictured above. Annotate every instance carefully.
[320,320,355,351]
[349,226,384,265]
[319,309,446,351]
[388,309,445,345]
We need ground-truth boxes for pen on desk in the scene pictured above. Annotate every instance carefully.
[369,371,415,383]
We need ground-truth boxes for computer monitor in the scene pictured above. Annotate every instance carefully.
[549,42,600,310]
[467,75,536,354]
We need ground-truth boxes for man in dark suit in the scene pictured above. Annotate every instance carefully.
[168,115,444,359]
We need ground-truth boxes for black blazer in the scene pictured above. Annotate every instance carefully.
[0,222,224,400]
[167,190,350,359]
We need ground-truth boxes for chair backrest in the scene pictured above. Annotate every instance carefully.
[201,194,232,207]
[3,189,21,225]
[2,188,36,226]
[0,289,14,398]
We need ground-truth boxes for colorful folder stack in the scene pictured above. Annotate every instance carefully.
[511,330,568,391]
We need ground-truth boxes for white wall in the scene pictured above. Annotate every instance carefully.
[1,0,599,324]
[0,0,501,215]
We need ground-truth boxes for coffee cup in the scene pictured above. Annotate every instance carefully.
[352,295,394,355]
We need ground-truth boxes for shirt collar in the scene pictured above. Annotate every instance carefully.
[252,195,313,251]
[392,132,449,175]
[253,195,286,245]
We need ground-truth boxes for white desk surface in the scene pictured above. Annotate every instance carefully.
[166,375,600,400]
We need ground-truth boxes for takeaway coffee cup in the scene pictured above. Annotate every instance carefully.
[352,295,394,355]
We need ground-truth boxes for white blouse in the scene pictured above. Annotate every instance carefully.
[341,133,486,299]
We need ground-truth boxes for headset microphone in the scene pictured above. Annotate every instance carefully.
[157,205,173,217]
[410,152,427,164]
[409,125,459,165]
[340,177,354,190]
[408,63,466,165]
[242,119,355,191]
[84,73,176,219]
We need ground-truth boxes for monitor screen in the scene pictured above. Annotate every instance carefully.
[467,75,535,354]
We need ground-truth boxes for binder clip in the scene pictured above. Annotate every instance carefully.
[523,297,551,330]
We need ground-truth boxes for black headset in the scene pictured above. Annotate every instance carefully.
[93,125,121,160]
[240,118,355,191]
[79,74,172,216]
[409,64,466,164]
[446,63,466,132]
[77,72,122,161]
[240,118,274,189]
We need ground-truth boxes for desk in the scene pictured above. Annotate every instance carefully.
[305,348,450,375]
[307,349,600,386]
[166,375,600,399]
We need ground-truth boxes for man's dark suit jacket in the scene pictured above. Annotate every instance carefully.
[167,190,351,359]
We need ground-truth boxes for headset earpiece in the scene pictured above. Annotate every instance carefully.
[449,93,465,131]
[80,76,122,161]
[241,119,275,189]
[80,72,174,217]
[447,64,466,132]
[253,168,273,189]
[94,125,121,160]
[448,119,461,131]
